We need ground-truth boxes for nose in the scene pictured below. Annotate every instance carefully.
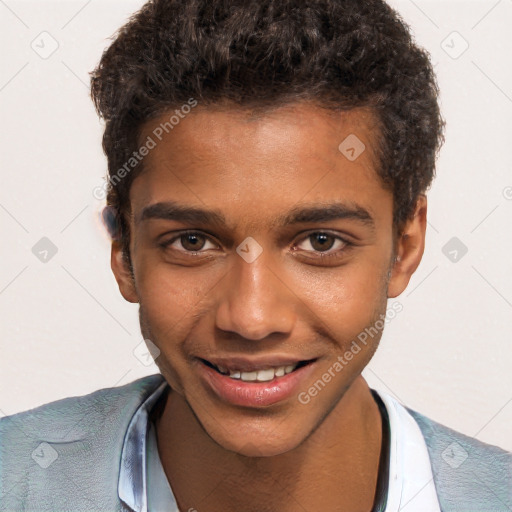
[214,249,297,340]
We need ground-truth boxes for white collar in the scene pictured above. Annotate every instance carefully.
[376,390,441,512]
[118,383,441,512]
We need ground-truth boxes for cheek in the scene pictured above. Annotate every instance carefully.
[134,258,225,357]
[135,247,209,316]
[292,259,389,343]
[136,269,200,393]
[135,264,196,348]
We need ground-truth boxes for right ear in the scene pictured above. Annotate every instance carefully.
[111,241,139,303]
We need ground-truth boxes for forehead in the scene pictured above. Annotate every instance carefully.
[130,102,389,229]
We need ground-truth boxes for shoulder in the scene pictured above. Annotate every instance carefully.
[0,373,165,512]
[407,406,512,511]
[0,373,165,440]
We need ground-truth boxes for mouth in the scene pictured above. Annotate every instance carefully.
[196,355,319,407]
[199,358,316,382]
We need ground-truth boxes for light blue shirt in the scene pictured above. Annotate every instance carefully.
[117,381,441,512]
[118,380,178,512]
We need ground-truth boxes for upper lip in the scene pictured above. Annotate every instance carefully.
[198,355,317,373]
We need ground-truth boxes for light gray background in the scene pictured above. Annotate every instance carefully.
[1,0,511,451]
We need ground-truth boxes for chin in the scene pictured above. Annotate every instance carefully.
[226,437,302,458]
[206,416,309,458]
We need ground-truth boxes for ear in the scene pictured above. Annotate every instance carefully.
[387,195,427,298]
[111,241,139,303]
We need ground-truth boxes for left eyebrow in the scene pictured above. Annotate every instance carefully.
[277,202,375,230]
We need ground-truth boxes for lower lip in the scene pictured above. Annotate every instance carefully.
[197,359,317,407]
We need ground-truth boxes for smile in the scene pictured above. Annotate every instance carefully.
[196,357,318,407]
[200,358,314,382]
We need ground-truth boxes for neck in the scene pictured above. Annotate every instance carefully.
[155,375,383,512]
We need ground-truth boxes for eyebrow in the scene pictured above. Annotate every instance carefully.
[138,201,226,227]
[137,200,375,230]
[281,202,374,228]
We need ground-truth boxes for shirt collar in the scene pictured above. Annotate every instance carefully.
[118,380,168,512]
[118,383,441,512]
[374,390,442,512]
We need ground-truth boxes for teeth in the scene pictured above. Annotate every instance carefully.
[223,363,299,381]
[275,367,285,377]
[240,371,258,382]
[256,369,275,381]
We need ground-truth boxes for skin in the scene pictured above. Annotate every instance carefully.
[111,101,427,512]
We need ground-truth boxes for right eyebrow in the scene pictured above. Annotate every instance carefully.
[137,201,227,227]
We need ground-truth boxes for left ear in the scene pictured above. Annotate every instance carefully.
[387,195,427,298]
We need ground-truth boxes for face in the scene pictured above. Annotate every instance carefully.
[111,102,426,456]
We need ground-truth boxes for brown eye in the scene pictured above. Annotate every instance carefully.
[160,231,217,254]
[309,233,335,252]
[180,233,206,251]
[294,232,351,259]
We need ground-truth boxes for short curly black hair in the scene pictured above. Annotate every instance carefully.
[90,0,444,265]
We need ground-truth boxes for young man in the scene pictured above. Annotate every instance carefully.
[1,0,510,511]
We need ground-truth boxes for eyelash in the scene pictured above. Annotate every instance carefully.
[159,230,354,260]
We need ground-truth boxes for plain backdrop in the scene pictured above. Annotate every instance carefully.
[1,0,511,452]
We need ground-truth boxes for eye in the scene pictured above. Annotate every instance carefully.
[294,232,352,257]
[160,231,218,253]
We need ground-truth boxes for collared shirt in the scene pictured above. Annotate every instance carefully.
[118,382,441,512]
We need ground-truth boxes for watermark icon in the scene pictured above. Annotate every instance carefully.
[31,31,59,59]
[93,98,198,201]
[338,134,366,162]
[236,237,263,263]
[31,442,58,468]
[32,237,58,263]
[442,441,468,469]
[503,186,512,201]
[442,236,468,263]
[440,31,469,60]
[133,338,161,366]
[298,301,403,404]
